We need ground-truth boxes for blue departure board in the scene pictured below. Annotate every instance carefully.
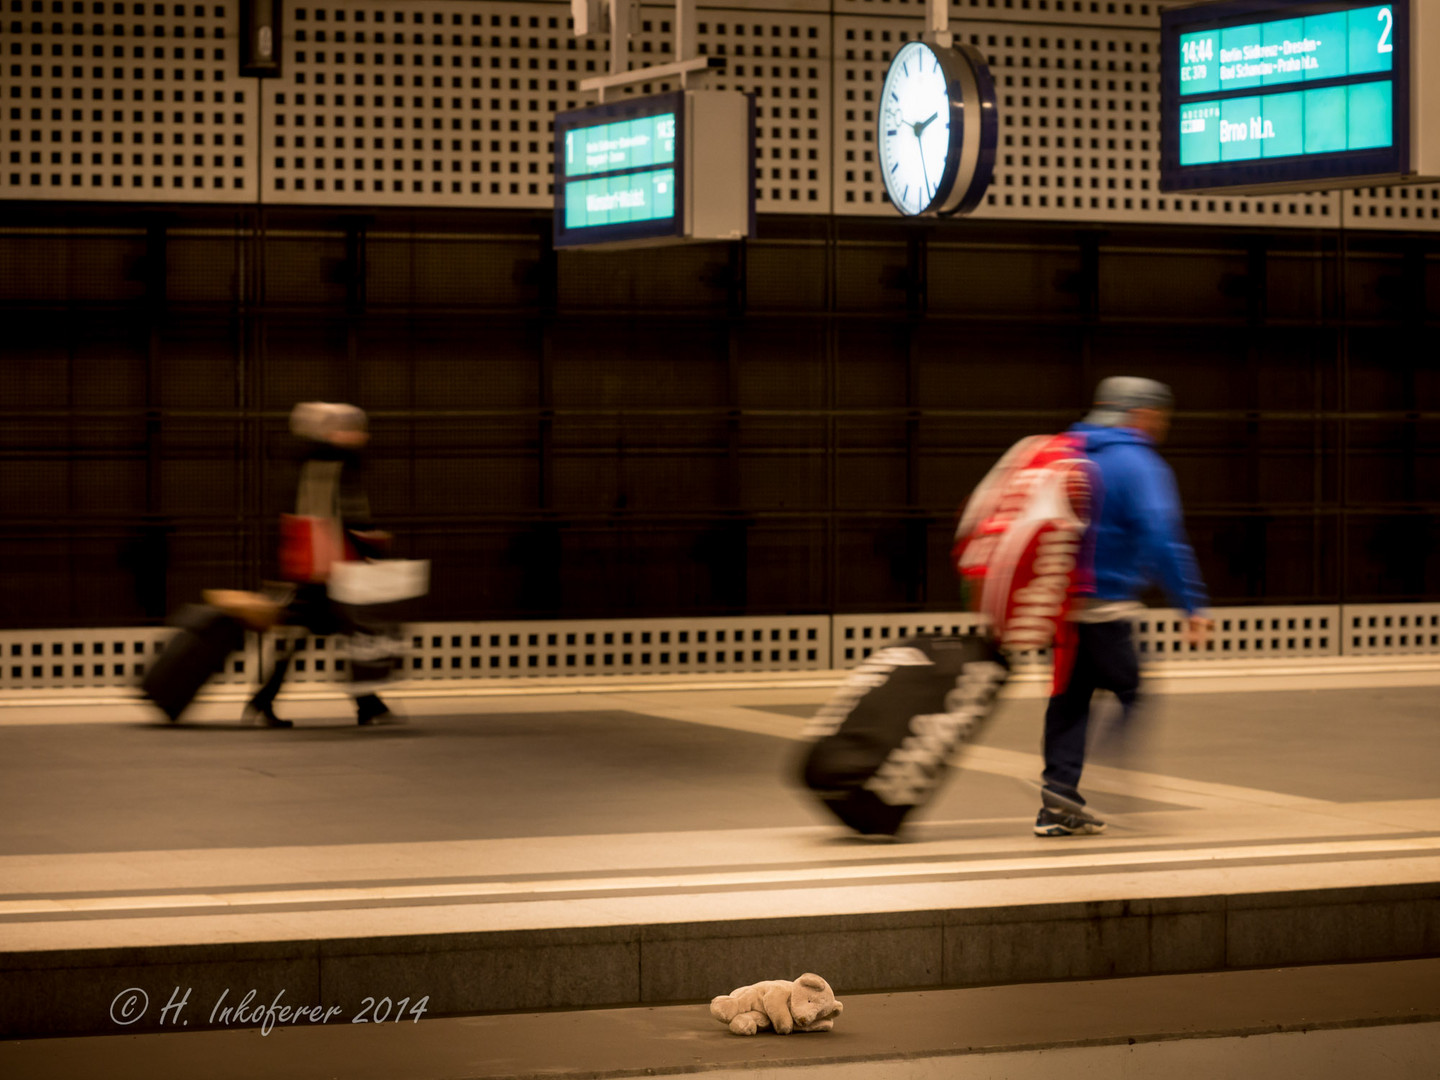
[563,113,676,178]
[1161,1,1412,193]
[554,94,685,247]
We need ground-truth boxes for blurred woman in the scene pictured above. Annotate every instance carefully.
[245,402,394,727]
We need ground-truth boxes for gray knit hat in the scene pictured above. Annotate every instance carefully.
[1083,376,1174,427]
[289,401,368,441]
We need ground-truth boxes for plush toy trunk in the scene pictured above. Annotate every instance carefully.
[799,635,1009,836]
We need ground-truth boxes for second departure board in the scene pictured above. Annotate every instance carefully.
[1160,1,1412,192]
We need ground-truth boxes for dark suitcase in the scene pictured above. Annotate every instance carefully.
[800,635,1009,836]
[142,604,246,722]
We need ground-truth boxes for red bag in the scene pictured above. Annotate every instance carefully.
[278,513,344,583]
[952,433,1097,661]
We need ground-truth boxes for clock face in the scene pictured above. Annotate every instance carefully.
[878,41,955,216]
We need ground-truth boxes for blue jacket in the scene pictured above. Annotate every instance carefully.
[1070,422,1208,615]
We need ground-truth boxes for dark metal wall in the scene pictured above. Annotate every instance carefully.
[2,202,1437,628]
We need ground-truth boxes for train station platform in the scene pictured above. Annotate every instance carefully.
[4,960,1438,1079]
[0,660,1437,1066]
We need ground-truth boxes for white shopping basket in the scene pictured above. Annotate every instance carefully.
[327,559,430,606]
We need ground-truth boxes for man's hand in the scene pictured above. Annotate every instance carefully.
[1183,615,1214,648]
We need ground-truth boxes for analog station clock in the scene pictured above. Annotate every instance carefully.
[878,39,998,217]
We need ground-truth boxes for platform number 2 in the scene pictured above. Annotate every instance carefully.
[1378,7,1393,54]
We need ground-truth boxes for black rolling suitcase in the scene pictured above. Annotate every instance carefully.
[800,635,1009,836]
[142,604,246,722]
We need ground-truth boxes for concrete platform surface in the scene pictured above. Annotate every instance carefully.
[3,959,1438,1080]
[0,674,1437,1038]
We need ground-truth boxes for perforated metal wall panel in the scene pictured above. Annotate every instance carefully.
[830,0,1440,229]
[262,0,588,207]
[700,0,831,213]
[4,0,1436,226]
[259,0,833,211]
[1,1,257,201]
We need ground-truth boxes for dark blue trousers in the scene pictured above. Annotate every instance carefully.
[1042,620,1141,807]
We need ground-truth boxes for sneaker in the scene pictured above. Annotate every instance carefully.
[1034,807,1106,837]
[355,694,400,726]
[1040,787,1104,823]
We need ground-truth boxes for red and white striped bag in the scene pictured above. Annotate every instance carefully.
[951,433,1097,663]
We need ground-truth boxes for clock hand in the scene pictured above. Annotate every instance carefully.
[913,111,939,136]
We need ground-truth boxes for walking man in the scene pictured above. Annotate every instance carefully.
[1036,377,1211,836]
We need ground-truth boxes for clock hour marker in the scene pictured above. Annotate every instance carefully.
[890,162,899,172]
[886,129,897,136]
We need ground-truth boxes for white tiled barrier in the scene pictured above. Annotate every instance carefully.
[831,611,988,667]
[1341,604,1440,657]
[0,625,257,691]
[1135,606,1341,662]
[0,604,1434,693]
[832,606,1346,673]
[0,614,831,690]
[397,615,831,680]
[264,616,832,686]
